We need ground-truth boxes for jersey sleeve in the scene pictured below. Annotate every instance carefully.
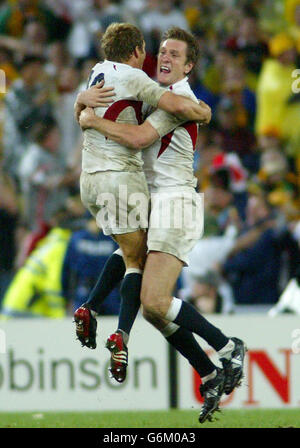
[146,85,198,137]
[145,108,186,137]
[142,102,154,120]
[126,69,166,108]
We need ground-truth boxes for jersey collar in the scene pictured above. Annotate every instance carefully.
[104,59,136,70]
[168,76,189,91]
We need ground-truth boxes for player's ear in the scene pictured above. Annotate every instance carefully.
[184,62,194,76]
[134,47,139,59]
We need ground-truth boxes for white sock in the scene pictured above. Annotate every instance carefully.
[160,322,180,338]
[117,329,129,346]
[218,339,235,360]
[202,369,217,384]
[165,297,182,321]
[114,248,123,256]
[90,310,98,318]
[125,268,143,275]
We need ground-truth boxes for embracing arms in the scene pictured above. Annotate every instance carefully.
[76,82,211,150]
[79,108,159,150]
[74,80,115,121]
[157,92,211,123]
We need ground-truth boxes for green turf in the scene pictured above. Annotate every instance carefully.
[0,409,299,428]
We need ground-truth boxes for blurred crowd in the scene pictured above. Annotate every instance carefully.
[0,0,300,318]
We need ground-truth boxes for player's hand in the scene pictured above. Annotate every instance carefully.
[79,107,96,129]
[77,80,115,108]
[198,100,212,125]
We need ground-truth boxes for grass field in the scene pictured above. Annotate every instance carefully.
[0,409,299,428]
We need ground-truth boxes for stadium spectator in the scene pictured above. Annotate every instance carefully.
[180,211,237,314]
[285,0,300,52]
[225,13,269,77]
[186,271,232,315]
[223,193,282,305]
[55,65,81,167]
[202,48,235,97]
[215,96,257,170]
[209,152,249,219]
[140,0,189,55]
[0,0,70,40]
[0,197,122,316]
[17,116,69,230]
[255,32,300,158]
[45,40,70,79]
[0,18,48,62]
[221,61,257,130]
[3,55,53,177]
[123,0,146,17]
[62,217,120,315]
[65,0,101,61]
[95,0,134,30]
[0,162,18,302]
[0,207,72,319]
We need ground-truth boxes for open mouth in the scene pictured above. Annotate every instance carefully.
[160,65,171,73]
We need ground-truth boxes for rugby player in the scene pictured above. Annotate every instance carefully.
[73,22,210,376]
[78,27,246,423]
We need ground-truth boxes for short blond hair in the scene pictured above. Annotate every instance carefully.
[101,23,144,63]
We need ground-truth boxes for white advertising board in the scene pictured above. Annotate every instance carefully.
[178,315,300,410]
[0,316,169,411]
[1,315,300,411]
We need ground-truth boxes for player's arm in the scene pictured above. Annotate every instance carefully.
[74,80,115,122]
[79,107,159,150]
[74,101,85,123]
[131,70,211,124]
[157,91,211,124]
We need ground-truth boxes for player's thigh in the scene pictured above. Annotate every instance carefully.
[113,229,147,270]
[148,189,204,266]
[141,251,183,311]
[80,170,150,236]
[80,171,97,214]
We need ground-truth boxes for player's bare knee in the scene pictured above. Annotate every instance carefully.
[141,308,166,331]
[120,244,146,270]
[141,297,165,321]
[125,254,145,271]
[142,305,158,323]
[141,306,155,323]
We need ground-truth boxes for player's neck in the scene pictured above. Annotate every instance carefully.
[125,55,142,69]
[160,75,187,88]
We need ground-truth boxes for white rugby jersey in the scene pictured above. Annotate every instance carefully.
[82,60,166,173]
[143,77,198,190]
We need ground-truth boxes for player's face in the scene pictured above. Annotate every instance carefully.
[157,39,193,86]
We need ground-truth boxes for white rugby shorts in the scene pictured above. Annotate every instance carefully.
[147,188,204,265]
[80,170,150,235]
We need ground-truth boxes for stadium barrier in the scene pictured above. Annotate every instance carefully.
[0,315,299,411]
